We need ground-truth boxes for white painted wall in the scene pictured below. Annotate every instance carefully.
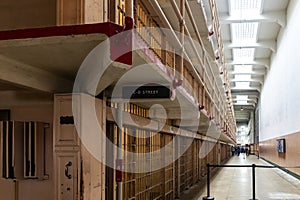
[259,0,300,141]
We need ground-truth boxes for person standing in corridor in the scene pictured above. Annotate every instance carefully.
[231,145,235,156]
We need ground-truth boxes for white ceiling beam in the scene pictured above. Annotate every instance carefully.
[233,98,258,104]
[229,78,264,85]
[226,58,270,69]
[219,10,286,27]
[231,90,259,96]
[233,102,256,107]
[228,68,266,75]
[0,91,53,107]
[232,94,258,97]
[149,108,200,119]
[224,39,276,52]
[0,55,73,93]
[232,95,258,102]
[231,85,261,92]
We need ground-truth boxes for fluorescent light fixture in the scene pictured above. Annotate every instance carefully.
[230,0,262,18]
[231,23,259,43]
[235,82,250,89]
[235,74,251,81]
[234,65,253,73]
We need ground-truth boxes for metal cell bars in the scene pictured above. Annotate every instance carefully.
[205,0,236,129]
[122,127,136,199]
[121,126,174,200]
[117,0,126,26]
[192,3,235,132]
[135,1,163,61]
[169,0,236,137]
[114,122,234,198]
[164,134,174,200]
[107,101,149,118]
[134,0,236,137]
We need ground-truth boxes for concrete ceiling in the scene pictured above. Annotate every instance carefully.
[215,0,290,123]
[0,33,108,93]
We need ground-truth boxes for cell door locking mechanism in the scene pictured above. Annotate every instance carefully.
[65,161,72,179]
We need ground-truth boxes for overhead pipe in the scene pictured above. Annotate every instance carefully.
[123,0,134,31]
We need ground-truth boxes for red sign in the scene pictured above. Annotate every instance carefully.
[116,159,124,182]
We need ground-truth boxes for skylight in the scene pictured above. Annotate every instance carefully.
[231,23,259,43]
[236,95,248,101]
[235,82,250,89]
[234,65,253,73]
[228,0,263,95]
[230,0,262,18]
[233,48,255,62]
[235,75,251,81]
[236,100,248,105]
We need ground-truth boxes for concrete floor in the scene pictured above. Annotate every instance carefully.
[182,155,300,200]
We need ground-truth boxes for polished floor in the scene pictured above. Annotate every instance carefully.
[182,155,300,200]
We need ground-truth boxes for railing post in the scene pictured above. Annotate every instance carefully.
[117,102,123,200]
[207,163,210,196]
[250,164,258,200]
[203,163,214,200]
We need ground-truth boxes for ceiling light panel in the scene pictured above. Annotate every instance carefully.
[231,23,259,43]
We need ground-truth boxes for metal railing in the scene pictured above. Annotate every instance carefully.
[203,163,300,200]
[117,0,237,139]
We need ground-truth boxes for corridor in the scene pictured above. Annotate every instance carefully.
[189,155,300,200]
[0,0,300,199]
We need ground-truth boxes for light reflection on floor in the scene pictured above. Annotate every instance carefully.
[193,155,300,200]
[268,192,300,199]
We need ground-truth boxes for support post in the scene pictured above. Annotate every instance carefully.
[179,0,185,83]
[117,102,123,200]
